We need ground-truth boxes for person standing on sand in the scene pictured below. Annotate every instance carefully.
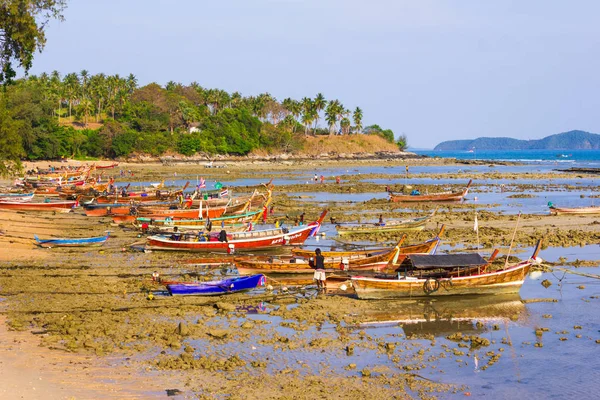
[310,248,326,291]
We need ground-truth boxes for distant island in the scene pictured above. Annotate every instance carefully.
[434,130,600,151]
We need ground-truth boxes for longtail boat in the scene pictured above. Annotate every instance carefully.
[0,199,77,212]
[146,210,327,252]
[0,193,34,202]
[95,162,119,169]
[133,210,262,229]
[336,208,437,235]
[548,202,600,215]
[350,239,542,299]
[34,232,110,248]
[293,225,445,258]
[389,180,472,202]
[167,274,265,296]
[235,236,407,275]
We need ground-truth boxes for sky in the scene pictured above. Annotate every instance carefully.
[26,0,600,149]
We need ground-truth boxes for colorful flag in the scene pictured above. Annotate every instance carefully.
[220,189,229,197]
[198,177,206,189]
[473,214,479,232]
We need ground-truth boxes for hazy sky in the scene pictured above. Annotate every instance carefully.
[27,0,600,148]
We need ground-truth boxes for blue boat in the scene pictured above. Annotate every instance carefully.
[0,192,34,202]
[34,232,110,248]
[167,274,266,296]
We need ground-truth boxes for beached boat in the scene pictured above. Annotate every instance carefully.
[292,225,445,258]
[0,199,77,212]
[336,209,436,235]
[133,210,262,230]
[166,274,265,296]
[389,180,472,203]
[234,237,407,275]
[548,202,600,215]
[0,192,34,202]
[95,162,119,169]
[350,240,542,299]
[34,232,110,248]
[146,210,327,252]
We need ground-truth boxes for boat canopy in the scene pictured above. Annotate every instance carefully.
[408,254,487,269]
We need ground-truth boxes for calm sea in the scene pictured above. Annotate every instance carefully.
[413,149,600,165]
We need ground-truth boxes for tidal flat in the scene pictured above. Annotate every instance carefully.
[1,158,599,399]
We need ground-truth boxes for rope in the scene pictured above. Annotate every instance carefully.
[539,263,600,280]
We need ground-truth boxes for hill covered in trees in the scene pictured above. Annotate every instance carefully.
[0,71,407,163]
[433,130,600,150]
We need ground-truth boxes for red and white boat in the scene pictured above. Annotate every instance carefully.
[146,210,327,252]
[0,199,77,212]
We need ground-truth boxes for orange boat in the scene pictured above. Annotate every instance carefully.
[389,180,472,203]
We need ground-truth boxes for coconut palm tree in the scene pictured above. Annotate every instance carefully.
[50,70,62,122]
[313,93,326,131]
[63,72,80,121]
[340,117,351,135]
[301,97,314,135]
[325,100,341,135]
[126,73,138,94]
[353,107,363,134]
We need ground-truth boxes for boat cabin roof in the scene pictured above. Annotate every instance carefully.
[408,254,487,269]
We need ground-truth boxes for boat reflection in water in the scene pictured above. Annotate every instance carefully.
[354,294,526,337]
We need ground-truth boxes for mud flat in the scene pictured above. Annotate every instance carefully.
[1,163,599,398]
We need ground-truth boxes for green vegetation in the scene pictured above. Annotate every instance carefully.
[0,71,400,164]
[0,1,66,84]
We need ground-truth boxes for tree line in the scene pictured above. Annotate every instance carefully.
[0,71,407,163]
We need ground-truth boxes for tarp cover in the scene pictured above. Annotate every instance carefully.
[409,254,487,269]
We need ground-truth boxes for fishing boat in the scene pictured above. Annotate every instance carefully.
[0,199,77,212]
[548,202,600,215]
[166,274,265,296]
[34,232,110,248]
[95,162,119,169]
[389,180,472,202]
[146,210,327,252]
[234,237,407,275]
[0,192,34,202]
[350,239,542,299]
[133,210,262,230]
[335,209,437,235]
[292,225,445,258]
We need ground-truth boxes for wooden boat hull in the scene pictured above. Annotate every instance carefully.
[389,180,472,203]
[34,233,110,248]
[0,200,77,211]
[146,224,318,252]
[293,225,445,259]
[84,206,132,217]
[351,262,532,299]
[167,274,265,296]
[336,219,427,235]
[0,193,34,202]
[549,206,600,215]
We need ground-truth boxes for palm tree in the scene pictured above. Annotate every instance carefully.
[80,98,93,127]
[325,100,341,135]
[63,72,80,121]
[353,107,363,134]
[340,117,351,135]
[80,69,89,100]
[126,73,138,94]
[50,70,62,122]
[313,93,326,132]
[301,97,314,135]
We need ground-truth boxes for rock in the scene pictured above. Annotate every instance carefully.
[215,302,236,312]
[208,329,229,339]
[241,321,254,329]
[361,368,371,377]
[176,322,190,336]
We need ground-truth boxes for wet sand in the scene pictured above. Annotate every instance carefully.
[1,158,599,399]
